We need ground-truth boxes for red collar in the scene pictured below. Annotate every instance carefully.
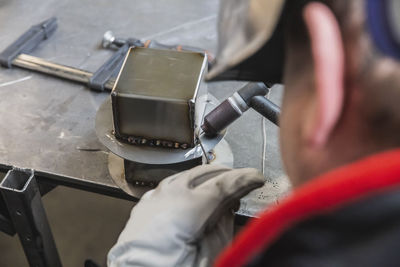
[215,149,400,267]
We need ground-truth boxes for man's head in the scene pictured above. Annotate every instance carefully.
[210,0,400,187]
[280,0,400,186]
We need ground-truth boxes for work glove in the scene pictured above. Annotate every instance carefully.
[107,164,264,267]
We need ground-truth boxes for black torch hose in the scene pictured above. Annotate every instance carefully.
[249,95,280,126]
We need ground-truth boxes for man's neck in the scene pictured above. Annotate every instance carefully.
[296,120,398,188]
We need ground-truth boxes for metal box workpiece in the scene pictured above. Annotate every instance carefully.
[111,47,207,149]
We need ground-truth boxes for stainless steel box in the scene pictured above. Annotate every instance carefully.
[111,47,207,148]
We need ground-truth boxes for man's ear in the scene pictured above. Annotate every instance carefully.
[302,2,345,147]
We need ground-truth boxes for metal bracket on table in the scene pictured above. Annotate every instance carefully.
[0,168,62,267]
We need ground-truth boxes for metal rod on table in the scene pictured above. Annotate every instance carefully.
[13,54,116,91]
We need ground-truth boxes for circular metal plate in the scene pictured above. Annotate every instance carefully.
[108,138,234,198]
[95,94,224,165]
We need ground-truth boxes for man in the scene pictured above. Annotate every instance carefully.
[108,0,400,266]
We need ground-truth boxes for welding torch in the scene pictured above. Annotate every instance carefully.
[201,83,281,137]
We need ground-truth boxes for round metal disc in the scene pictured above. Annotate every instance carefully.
[108,138,234,198]
[95,94,224,165]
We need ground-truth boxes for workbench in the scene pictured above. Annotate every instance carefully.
[0,0,290,266]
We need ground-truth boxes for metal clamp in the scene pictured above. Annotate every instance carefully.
[88,43,131,91]
[0,17,57,68]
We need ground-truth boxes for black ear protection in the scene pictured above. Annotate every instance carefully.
[367,0,400,60]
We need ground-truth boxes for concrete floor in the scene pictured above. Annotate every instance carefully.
[0,186,134,267]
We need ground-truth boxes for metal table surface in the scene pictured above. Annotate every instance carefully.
[0,0,290,217]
